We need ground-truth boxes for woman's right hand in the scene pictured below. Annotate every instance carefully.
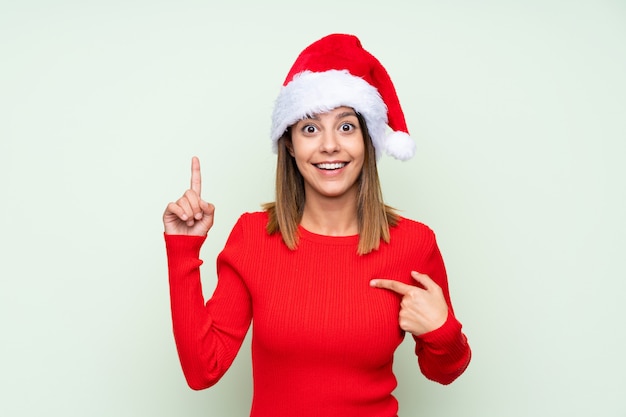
[163,156,215,236]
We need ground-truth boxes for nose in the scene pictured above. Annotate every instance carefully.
[319,131,340,153]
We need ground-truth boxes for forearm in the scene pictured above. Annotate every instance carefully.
[414,312,471,385]
[165,234,249,390]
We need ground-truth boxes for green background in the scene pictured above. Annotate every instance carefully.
[1,0,625,416]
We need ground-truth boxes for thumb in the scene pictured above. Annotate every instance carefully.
[200,200,215,215]
[411,271,436,291]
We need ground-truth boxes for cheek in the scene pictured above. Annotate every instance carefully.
[291,139,316,161]
[350,142,366,165]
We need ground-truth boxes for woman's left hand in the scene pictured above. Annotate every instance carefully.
[370,272,449,337]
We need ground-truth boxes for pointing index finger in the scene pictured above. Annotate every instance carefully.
[190,156,202,196]
[370,279,413,295]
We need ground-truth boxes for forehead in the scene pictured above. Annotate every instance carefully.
[299,106,358,121]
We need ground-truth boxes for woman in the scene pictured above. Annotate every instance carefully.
[163,33,471,417]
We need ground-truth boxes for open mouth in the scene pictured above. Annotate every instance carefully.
[315,162,347,170]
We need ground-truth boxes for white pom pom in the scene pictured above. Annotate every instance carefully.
[385,131,416,161]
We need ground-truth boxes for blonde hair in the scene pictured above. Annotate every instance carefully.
[263,113,398,255]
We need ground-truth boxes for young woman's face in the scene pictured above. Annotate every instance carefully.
[289,106,365,202]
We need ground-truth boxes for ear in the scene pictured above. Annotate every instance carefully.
[285,140,295,157]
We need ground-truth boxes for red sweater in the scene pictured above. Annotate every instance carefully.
[165,212,470,417]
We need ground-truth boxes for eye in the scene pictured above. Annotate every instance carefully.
[301,124,318,135]
[339,122,355,132]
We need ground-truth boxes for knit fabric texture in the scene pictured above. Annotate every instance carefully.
[165,211,471,417]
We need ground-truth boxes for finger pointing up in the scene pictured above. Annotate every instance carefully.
[191,156,202,196]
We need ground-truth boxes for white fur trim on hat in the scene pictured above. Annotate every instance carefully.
[271,70,390,160]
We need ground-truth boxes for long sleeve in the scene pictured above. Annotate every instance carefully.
[413,237,471,385]
[164,212,470,416]
[165,231,252,390]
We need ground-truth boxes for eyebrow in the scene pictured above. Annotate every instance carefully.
[335,111,358,119]
[304,111,357,121]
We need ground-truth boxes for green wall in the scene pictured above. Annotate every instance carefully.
[1,1,625,416]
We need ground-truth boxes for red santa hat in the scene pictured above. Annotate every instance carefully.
[271,33,415,161]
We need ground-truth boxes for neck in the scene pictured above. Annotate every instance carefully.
[300,195,358,236]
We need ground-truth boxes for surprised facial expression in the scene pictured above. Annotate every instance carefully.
[288,107,365,203]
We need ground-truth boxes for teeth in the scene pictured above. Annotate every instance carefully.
[316,162,346,170]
